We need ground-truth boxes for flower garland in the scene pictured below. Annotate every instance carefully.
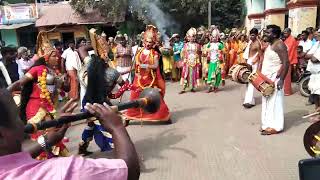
[136,48,156,90]
[38,68,55,113]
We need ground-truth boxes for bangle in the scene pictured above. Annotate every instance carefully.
[37,135,51,152]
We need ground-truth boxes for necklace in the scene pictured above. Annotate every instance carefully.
[137,48,156,89]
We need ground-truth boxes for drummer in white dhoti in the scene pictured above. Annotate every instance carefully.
[260,25,289,135]
[243,28,262,108]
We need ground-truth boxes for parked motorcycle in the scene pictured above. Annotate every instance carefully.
[297,70,311,97]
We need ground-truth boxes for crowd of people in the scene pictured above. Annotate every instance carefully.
[0,23,319,179]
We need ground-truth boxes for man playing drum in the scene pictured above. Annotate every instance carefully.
[243,28,261,108]
[260,25,289,135]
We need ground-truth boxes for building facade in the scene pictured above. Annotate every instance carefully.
[245,0,319,36]
[0,4,38,48]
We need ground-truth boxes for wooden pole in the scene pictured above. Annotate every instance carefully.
[208,1,212,28]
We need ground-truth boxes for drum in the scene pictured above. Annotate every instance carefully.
[228,64,251,84]
[12,91,21,107]
[248,71,275,97]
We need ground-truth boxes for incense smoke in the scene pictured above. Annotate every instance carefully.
[129,0,180,46]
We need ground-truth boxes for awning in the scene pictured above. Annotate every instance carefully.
[36,3,125,27]
[0,23,34,30]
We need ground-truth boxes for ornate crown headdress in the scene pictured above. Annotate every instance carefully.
[143,25,159,43]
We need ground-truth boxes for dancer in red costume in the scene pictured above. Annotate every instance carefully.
[124,25,171,124]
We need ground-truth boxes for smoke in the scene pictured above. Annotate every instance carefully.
[129,0,180,46]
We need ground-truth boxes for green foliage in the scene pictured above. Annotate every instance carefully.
[70,0,245,34]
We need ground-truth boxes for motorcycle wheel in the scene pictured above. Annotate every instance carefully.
[299,76,311,97]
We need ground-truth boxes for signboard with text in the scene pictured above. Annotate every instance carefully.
[1,4,37,25]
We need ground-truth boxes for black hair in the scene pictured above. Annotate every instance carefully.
[19,57,46,123]
[249,28,258,35]
[0,89,11,127]
[54,41,61,47]
[266,25,282,39]
[83,54,107,106]
[302,30,310,36]
[1,45,17,56]
[68,40,75,46]
[297,45,303,51]
[306,27,314,33]
[77,37,86,45]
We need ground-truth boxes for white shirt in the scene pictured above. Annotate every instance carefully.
[299,39,313,53]
[62,48,82,71]
[307,44,320,74]
[16,58,34,78]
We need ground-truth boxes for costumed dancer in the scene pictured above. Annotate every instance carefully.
[219,33,227,86]
[78,29,131,155]
[179,28,201,94]
[115,34,133,82]
[243,28,261,108]
[7,32,69,159]
[201,33,210,83]
[206,29,224,93]
[160,39,175,80]
[260,25,289,135]
[124,25,171,124]
[229,29,239,66]
[172,34,184,80]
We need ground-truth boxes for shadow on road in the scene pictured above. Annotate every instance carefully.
[221,82,239,92]
[125,107,208,125]
[285,110,309,130]
[171,107,208,122]
[134,128,196,173]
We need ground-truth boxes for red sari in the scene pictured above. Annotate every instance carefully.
[125,48,170,121]
[25,65,68,160]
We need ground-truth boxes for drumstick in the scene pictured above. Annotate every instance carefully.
[303,112,320,119]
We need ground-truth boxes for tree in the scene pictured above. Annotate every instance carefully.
[70,0,245,35]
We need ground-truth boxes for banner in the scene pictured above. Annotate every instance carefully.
[1,4,37,25]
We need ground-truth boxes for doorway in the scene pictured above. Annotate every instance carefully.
[61,32,74,49]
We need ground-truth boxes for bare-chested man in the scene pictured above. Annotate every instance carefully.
[260,25,289,135]
[243,28,262,108]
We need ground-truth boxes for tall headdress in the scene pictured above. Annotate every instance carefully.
[186,27,197,37]
[89,28,110,60]
[211,29,220,38]
[36,31,55,60]
[143,25,159,43]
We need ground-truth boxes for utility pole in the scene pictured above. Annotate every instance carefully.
[208,0,211,28]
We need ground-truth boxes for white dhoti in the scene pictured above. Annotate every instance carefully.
[261,46,284,132]
[116,66,131,82]
[308,73,320,95]
[261,79,284,131]
[243,53,258,105]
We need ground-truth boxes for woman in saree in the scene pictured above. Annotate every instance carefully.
[8,32,69,160]
[124,25,171,123]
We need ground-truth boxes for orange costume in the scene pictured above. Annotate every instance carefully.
[125,25,170,122]
[229,40,239,66]
[284,35,298,96]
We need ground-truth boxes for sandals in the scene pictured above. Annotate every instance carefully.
[260,128,282,135]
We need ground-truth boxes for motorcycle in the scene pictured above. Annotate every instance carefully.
[297,70,311,97]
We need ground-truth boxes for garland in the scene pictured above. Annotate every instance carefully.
[136,48,156,90]
[38,68,55,115]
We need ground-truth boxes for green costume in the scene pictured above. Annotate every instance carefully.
[207,42,224,88]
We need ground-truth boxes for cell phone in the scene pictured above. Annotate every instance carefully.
[299,158,320,180]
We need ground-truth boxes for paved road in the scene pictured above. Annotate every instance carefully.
[66,81,314,180]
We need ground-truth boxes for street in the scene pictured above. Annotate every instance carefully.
[66,81,313,180]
